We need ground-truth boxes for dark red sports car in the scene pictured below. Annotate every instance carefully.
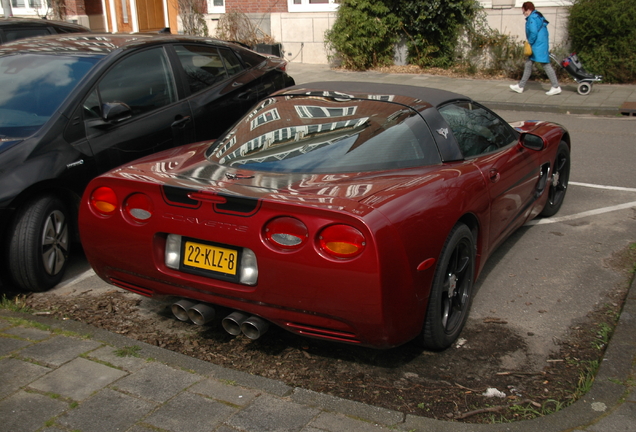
[79,82,570,349]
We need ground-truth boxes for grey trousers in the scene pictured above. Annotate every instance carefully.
[519,59,559,88]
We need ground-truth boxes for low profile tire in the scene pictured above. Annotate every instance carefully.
[540,141,570,217]
[577,83,591,95]
[7,195,71,292]
[421,223,475,350]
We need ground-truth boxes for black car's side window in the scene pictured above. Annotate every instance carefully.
[5,28,51,43]
[96,47,176,116]
[219,48,244,76]
[439,102,518,157]
[175,45,230,94]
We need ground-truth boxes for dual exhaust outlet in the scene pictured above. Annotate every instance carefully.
[171,299,269,340]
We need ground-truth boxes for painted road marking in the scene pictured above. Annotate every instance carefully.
[529,181,636,225]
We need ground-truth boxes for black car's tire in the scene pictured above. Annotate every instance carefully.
[420,223,475,350]
[7,195,70,292]
[540,141,570,217]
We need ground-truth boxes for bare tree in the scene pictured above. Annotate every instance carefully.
[215,11,275,46]
[178,0,208,36]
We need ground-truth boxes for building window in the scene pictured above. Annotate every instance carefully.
[11,0,41,6]
[295,105,357,119]
[288,0,340,13]
[250,108,280,130]
[209,0,225,13]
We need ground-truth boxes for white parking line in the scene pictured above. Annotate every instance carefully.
[569,181,636,193]
[528,181,636,225]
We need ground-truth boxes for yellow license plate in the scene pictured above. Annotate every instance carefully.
[183,241,238,275]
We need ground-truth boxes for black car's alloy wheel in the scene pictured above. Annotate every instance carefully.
[421,223,475,350]
[8,195,70,292]
[540,141,570,217]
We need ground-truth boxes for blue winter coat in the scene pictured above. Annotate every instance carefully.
[526,10,550,63]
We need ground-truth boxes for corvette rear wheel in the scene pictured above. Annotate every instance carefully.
[7,195,71,292]
[421,223,475,350]
[540,141,570,217]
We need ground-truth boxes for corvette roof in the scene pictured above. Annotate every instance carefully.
[281,81,470,108]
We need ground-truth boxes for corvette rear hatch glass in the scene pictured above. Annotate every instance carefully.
[207,96,441,173]
[0,53,100,138]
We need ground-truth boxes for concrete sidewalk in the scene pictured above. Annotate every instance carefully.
[287,63,636,116]
[1,274,634,432]
[1,64,635,432]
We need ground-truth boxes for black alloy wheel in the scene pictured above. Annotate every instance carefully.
[540,141,570,217]
[421,223,475,350]
[7,195,71,292]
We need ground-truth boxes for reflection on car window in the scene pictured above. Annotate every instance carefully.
[209,96,441,173]
[5,28,50,42]
[0,54,100,137]
[219,48,243,76]
[439,102,518,157]
[97,47,176,116]
[175,45,229,94]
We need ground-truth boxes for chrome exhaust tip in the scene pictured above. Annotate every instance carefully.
[222,311,249,335]
[241,316,269,340]
[171,299,198,322]
[188,303,216,326]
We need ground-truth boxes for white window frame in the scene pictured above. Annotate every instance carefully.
[287,0,339,13]
[295,105,357,119]
[4,0,48,16]
[207,0,225,14]
[250,108,280,130]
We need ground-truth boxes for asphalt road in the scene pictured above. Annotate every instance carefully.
[34,110,636,369]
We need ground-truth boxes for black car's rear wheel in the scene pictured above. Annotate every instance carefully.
[420,223,475,350]
[540,141,570,217]
[7,195,70,292]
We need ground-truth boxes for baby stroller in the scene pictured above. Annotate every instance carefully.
[551,53,602,95]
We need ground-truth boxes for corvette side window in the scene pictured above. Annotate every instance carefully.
[97,47,176,116]
[439,102,517,158]
[175,45,229,94]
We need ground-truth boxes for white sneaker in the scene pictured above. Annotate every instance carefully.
[510,84,524,93]
[546,86,562,96]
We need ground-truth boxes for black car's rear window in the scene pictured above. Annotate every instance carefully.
[207,95,441,174]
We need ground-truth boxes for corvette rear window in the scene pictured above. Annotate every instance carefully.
[208,96,441,173]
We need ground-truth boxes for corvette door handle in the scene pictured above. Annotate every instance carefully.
[489,169,500,183]
[171,116,192,129]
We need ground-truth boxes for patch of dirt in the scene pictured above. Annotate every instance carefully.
[21,274,631,424]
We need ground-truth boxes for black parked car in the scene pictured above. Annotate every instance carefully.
[0,33,295,292]
[0,17,90,44]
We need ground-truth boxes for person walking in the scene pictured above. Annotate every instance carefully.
[510,1,561,95]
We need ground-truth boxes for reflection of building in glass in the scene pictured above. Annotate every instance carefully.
[295,104,357,118]
[250,108,280,130]
[214,91,421,166]
[220,117,369,165]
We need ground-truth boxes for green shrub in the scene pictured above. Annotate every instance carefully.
[568,0,636,83]
[324,0,399,70]
[325,0,479,71]
[391,0,481,68]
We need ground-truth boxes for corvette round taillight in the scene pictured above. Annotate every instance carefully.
[124,193,153,222]
[264,217,308,250]
[318,224,366,259]
[90,187,118,215]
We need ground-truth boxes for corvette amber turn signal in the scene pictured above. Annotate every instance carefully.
[90,187,118,215]
[318,224,366,258]
[264,217,308,250]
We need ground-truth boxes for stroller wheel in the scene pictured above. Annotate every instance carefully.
[577,82,592,95]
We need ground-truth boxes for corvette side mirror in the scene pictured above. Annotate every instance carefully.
[520,133,546,151]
